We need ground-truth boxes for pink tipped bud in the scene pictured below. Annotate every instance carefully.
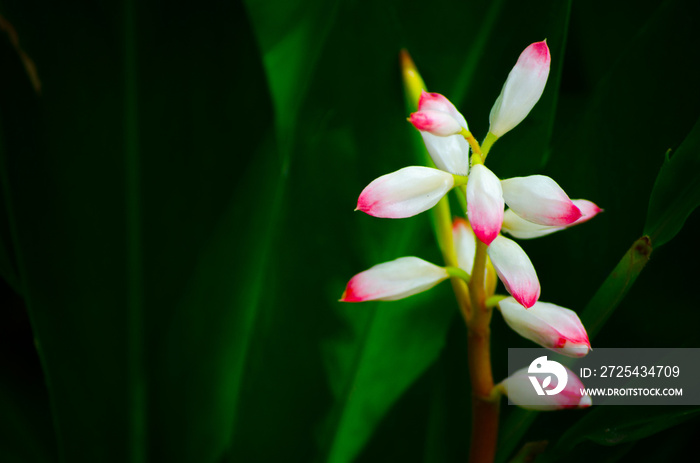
[571,199,603,224]
[501,208,564,239]
[418,91,454,111]
[412,92,470,174]
[488,40,551,137]
[501,359,592,410]
[340,257,449,302]
[356,166,454,218]
[487,236,540,308]
[409,110,462,136]
[499,298,591,357]
[501,175,582,226]
[502,199,602,240]
[418,91,468,128]
[466,164,504,245]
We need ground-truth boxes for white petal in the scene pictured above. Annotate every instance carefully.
[502,208,563,239]
[420,131,469,176]
[341,256,449,302]
[452,218,477,273]
[357,167,454,218]
[487,235,540,308]
[466,164,504,245]
[501,175,582,226]
[489,41,550,137]
[499,298,590,357]
[502,199,603,239]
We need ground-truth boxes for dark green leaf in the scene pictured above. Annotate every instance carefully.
[0,375,57,463]
[579,236,651,338]
[644,118,700,248]
[0,15,56,463]
[538,407,700,462]
[0,281,56,462]
[0,2,278,462]
[319,295,455,463]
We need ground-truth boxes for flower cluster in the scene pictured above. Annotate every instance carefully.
[341,41,599,410]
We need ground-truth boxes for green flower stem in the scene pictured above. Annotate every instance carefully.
[453,174,469,187]
[467,238,499,463]
[431,196,472,320]
[486,294,508,308]
[461,128,484,165]
[432,195,456,262]
[469,240,488,312]
[445,266,471,284]
[481,131,498,160]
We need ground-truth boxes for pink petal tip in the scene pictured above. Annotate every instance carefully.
[572,199,603,225]
[340,279,364,302]
[473,225,499,246]
[515,290,539,309]
[418,91,451,111]
[528,40,551,64]
[560,203,583,225]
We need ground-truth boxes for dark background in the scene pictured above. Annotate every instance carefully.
[0,0,699,462]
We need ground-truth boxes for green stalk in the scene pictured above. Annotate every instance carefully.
[467,240,499,463]
[431,197,472,320]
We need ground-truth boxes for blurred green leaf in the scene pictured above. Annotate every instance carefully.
[319,295,455,463]
[538,407,700,462]
[0,380,56,463]
[507,440,547,463]
[0,11,39,296]
[422,358,451,463]
[579,236,651,338]
[644,118,700,248]
[0,16,56,463]
[0,355,57,463]
[496,409,538,463]
[0,283,56,462]
[0,1,278,462]
[0,187,18,292]
[245,0,340,152]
